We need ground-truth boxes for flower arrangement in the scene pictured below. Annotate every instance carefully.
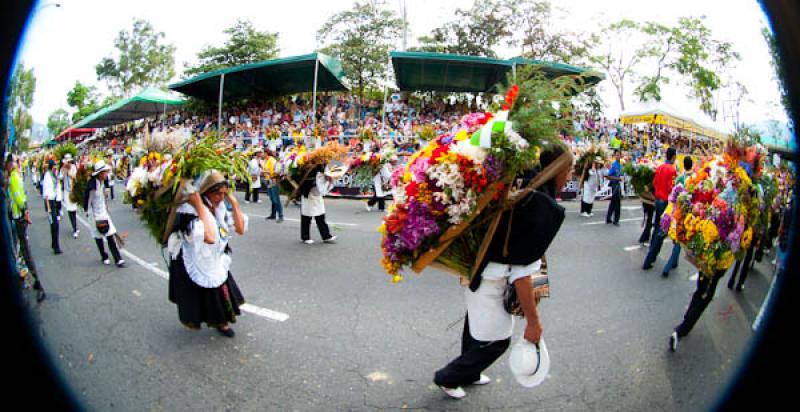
[574,146,608,182]
[380,70,584,282]
[54,143,79,161]
[418,124,436,141]
[660,137,764,278]
[359,127,375,141]
[349,151,390,192]
[123,133,250,243]
[622,158,657,195]
[69,161,94,206]
[277,143,349,197]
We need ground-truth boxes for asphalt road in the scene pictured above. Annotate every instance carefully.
[16,181,776,411]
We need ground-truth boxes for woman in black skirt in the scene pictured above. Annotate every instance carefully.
[167,170,248,337]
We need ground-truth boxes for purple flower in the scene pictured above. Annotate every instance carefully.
[660,210,672,233]
[394,201,441,253]
[669,184,686,204]
[483,155,503,182]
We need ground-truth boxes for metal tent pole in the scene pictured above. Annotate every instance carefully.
[312,57,320,129]
[218,73,225,135]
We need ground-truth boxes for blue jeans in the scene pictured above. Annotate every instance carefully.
[268,184,283,218]
[662,242,681,275]
[643,199,668,268]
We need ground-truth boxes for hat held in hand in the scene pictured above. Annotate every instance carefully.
[509,338,550,388]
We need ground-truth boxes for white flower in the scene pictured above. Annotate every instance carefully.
[452,139,488,164]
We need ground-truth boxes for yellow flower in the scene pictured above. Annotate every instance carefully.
[403,171,412,184]
[377,223,387,236]
[668,224,677,241]
[699,219,719,243]
[136,199,145,206]
[741,227,753,249]
[717,250,734,270]
[454,130,468,141]
[391,275,403,283]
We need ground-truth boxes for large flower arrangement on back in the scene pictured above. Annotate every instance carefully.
[660,141,764,277]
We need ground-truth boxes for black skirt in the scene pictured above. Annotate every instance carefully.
[168,251,245,329]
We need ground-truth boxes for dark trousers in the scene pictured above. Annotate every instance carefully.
[643,200,668,267]
[301,214,332,241]
[267,184,283,218]
[67,210,78,233]
[245,187,259,202]
[105,178,114,200]
[728,242,756,290]
[639,203,655,243]
[606,183,621,224]
[95,236,122,263]
[675,271,723,338]
[434,315,511,388]
[47,200,61,252]
[367,193,386,211]
[14,219,43,291]
[580,200,594,214]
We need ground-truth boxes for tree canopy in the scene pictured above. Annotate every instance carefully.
[185,19,280,77]
[317,1,403,99]
[96,18,176,97]
[8,62,36,151]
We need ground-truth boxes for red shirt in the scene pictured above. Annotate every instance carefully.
[653,162,677,201]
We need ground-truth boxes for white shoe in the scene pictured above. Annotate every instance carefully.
[244,200,250,204]
[258,200,263,203]
[589,213,594,217]
[472,374,491,385]
[364,203,372,212]
[323,236,337,244]
[439,385,466,399]
[303,240,314,245]
[103,259,111,265]
[580,212,589,217]
[669,332,679,352]
[73,232,79,239]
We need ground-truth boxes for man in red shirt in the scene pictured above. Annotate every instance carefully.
[643,147,677,270]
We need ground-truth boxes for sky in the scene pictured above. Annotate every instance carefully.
[15,0,787,133]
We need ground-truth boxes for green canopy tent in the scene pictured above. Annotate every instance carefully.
[389,51,605,93]
[73,87,185,129]
[168,52,348,131]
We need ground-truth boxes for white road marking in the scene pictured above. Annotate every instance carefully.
[624,245,643,251]
[248,213,359,227]
[583,218,641,225]
[622,206,642,211]
[76,215,289,322]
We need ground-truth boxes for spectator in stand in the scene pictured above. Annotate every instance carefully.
[642,147,678,270]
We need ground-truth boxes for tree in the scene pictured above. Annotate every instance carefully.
[508,0,596,65]
[317,1,403,99]
[47,109,71,136]
[66,81,99,123]
[590,20,645,111]
[414,0,513,58]
[96,18,176,97]
[7,62,36,151]
[185,20,279,77]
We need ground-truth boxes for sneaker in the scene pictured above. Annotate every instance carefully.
[103,258,111,265]
[276,216,284,223]
[116,259,126,268]
[473,374,491,385]
[669,332,679,352]
[642,263,653,270]
[323,236,337,244]
[266,215,276,220]
[642,242,650,248]
[439,385,466,400]
[364,203,372,212]
[73,231,79,239]
[244,200,250,204]
[589,213,594,217]
[580,212,589,217]
[257,200,263,203]
[36,289,47,303]
[303,240,314,245]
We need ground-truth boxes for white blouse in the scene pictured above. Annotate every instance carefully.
[177,202,249,288]
[464,259,542,341]
[300,173,333,217]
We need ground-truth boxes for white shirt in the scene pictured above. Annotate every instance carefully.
[464,259,542,341]
[42,171,58,200]
[248,158,262,189]
[582,169,599,204]
[301,173,333,217]
[373,163,393,197]
[178,202,248,288]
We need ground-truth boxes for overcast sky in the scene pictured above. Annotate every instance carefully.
[16,0,786,130]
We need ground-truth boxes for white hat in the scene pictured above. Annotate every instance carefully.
[92,160,110,176]
[62,153,73,161]
[324,165,347,179]
[509,338,550,388]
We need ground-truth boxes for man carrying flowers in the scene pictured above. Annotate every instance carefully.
[643,147,677,270]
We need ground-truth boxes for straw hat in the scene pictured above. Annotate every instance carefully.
[508,338,550,388]
[62,153,73,162]
[92,160,110,176]
[324,165,347,179]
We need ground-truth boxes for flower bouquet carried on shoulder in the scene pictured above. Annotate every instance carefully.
[574,146,607,182]
[349,150,392,193]
[123,133,250,244]
[622,158,658,203]
[660,131,765,279]
[380,70,586,282]
[277,143,349,202]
